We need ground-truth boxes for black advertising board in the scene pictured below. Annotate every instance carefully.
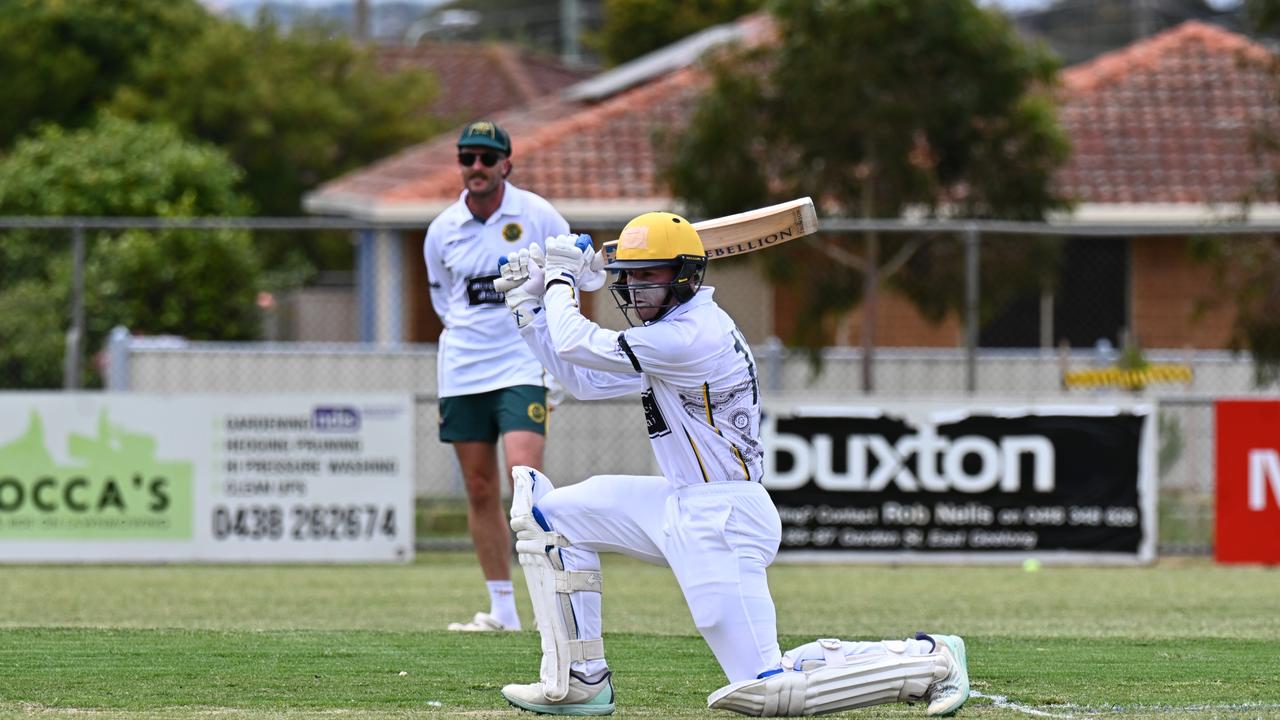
[762,403,1156,564]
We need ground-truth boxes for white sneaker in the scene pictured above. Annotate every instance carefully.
[502,671,616,716]
[925,634,970,716]
[446,611,516,632]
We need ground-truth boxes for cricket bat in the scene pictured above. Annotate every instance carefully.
[494,197,818,292]
[603,196,819,264]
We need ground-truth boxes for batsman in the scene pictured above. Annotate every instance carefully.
[495,211,971,717]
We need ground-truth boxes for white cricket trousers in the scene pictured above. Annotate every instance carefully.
[534,475,783,683]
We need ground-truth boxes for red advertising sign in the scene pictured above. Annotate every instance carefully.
[1215,400,1280,564]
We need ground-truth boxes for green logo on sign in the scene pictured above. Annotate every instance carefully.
[0,410,193,540]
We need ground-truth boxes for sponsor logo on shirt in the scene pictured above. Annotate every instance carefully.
[641,389,670,438]
[466,274,505,306]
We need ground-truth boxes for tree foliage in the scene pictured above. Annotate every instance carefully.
[108,16,440,216]
[0,0,208,149]
[0,0,441,218]
[592,0,765,66]
[666,0,1071,350]
[0,115,260,389]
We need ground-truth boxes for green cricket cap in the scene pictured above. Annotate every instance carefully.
[457,121,512,155]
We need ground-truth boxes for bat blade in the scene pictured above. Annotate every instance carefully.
[601,197,818,264]
[494,198,819,292]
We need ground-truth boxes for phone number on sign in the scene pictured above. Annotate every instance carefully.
[211,504,398,541]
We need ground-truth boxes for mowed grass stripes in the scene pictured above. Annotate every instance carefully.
[0,555,1278,719]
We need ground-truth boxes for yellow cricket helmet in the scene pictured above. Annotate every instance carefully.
[604,211,706,269]
[605,212,708,325]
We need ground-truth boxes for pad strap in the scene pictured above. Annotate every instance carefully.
[819,638,846,668]
[558,571,603,594]
[569,638,606,662]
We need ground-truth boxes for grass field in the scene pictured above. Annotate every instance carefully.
[2,553,1279,719]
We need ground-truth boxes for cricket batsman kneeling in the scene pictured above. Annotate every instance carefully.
[495,212,970,717]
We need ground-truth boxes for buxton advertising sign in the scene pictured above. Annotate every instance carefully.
[0,394,414,563]
[762,402,1157,564]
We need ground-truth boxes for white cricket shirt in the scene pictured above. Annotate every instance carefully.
[521,285,765,487]
[424,182,570,397]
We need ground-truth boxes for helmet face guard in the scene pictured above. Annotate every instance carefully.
[608,255,707,326]
[604,212,708,326]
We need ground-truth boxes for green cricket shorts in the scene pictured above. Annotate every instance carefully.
[438,384,547,443]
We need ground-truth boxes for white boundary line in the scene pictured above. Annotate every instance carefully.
[973,692,1280,718]
[972,691,1086,718]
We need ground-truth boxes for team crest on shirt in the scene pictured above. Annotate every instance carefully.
[527,402,547,424]
[503,223,523,242]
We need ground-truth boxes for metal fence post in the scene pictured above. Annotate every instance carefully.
[762,335,784,394]
[107,326,131,391]
[63,224,86,390]
[964,224,979,394]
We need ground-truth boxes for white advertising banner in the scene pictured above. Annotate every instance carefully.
[0,394,414,563]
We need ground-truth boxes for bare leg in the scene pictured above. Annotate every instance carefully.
[453,441,511,582]
[502,430,545,488]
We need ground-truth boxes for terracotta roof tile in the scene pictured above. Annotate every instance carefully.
[375,43,593,122]
[1057,21,1280,205]
[310,17,766,216]
[316,18,1280,219]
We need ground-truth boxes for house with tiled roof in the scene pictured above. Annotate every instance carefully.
[376,43,594,123]
[306,16,772,343]
[1047,20,1280,351]
[305,17,1280,352]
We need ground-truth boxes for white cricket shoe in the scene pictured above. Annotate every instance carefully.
[502,671,616,716]
[446,611,516,632]
[925,634,970,716]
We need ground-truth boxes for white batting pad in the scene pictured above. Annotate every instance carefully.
[707,640,946,717]
[510,466,605,702]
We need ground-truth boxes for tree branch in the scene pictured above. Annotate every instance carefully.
[806,235,867,272]
[879,236,927,279]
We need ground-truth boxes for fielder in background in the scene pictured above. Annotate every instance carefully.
[493,212,971,716]
[423,120,569,632]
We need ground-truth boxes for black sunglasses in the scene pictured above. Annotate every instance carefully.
[458,151,502,167]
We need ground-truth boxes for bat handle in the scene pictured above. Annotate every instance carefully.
[598,241,617,269]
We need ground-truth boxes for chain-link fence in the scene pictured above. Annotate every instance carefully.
[3,216,1279,554]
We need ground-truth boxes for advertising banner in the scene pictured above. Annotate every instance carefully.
[0,394,414,563]
[1215,400,1280,565]
[763,402,1156,564]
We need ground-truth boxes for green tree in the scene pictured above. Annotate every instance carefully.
[109,17,440,217]
[0,0,441,224]
[0,0,209,148]
[666,0,1070,386]
[593,0,764,66]
[0,115,260,389]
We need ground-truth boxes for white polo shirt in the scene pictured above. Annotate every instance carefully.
[424,182,570,397]
[520,286,765,487]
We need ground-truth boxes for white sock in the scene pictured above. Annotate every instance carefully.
[486,580,520,629]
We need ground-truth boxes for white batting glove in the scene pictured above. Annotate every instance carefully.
[495,245,546,296]
[576,239,608,292]
[499,248,546,329]
[504,282,542,329]
[543,234,594,290]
